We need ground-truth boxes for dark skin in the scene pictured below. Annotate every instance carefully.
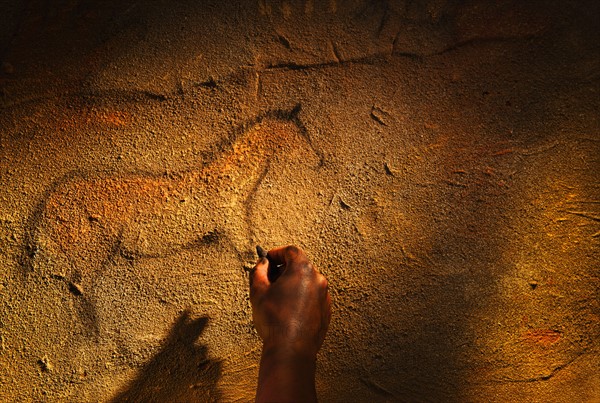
[250,246,331,403]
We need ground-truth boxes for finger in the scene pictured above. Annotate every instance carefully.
[321,274,331,323]
[317,292,332,348]
[266,245,305,265]
[267,245,311,274]
[250,257,269,302]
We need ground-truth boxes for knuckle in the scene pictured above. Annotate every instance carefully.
[285,245,301,256]
[318,274,328,289]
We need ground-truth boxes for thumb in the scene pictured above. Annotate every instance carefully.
[250,257,269,303]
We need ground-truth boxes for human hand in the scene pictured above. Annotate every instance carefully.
[250,245,331,402]
[250,245,331,356]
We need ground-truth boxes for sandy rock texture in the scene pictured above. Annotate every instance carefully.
[0,0,598,401]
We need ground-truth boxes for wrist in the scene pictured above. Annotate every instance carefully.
[256,342,317,402]
[259,321,321,358]
[261,339,318,367]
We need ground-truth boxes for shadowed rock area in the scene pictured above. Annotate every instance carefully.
[0,0,598,401]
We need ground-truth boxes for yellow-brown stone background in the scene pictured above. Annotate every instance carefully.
[0,0,598,401]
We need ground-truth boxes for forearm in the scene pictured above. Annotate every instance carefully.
[251,246,330,402]
[256,343,317,402]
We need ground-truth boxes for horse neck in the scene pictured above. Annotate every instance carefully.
[182,119,297,205]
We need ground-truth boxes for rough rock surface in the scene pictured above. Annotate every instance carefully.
[0,0,598,401]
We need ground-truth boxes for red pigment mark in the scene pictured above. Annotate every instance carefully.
[97,111,129,127]
[424,122,439,130]
[54,109,130,131]
[523,329,562,347]
[493,148,514,156]
[483,167,495,175]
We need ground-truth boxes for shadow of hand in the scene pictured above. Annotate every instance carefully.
[111,310,222,403]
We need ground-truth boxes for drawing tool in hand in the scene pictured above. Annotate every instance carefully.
[256,245,285,283]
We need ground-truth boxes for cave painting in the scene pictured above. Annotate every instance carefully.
[25,106,317,302]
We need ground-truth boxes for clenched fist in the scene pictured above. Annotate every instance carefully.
[250,245,331,402]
